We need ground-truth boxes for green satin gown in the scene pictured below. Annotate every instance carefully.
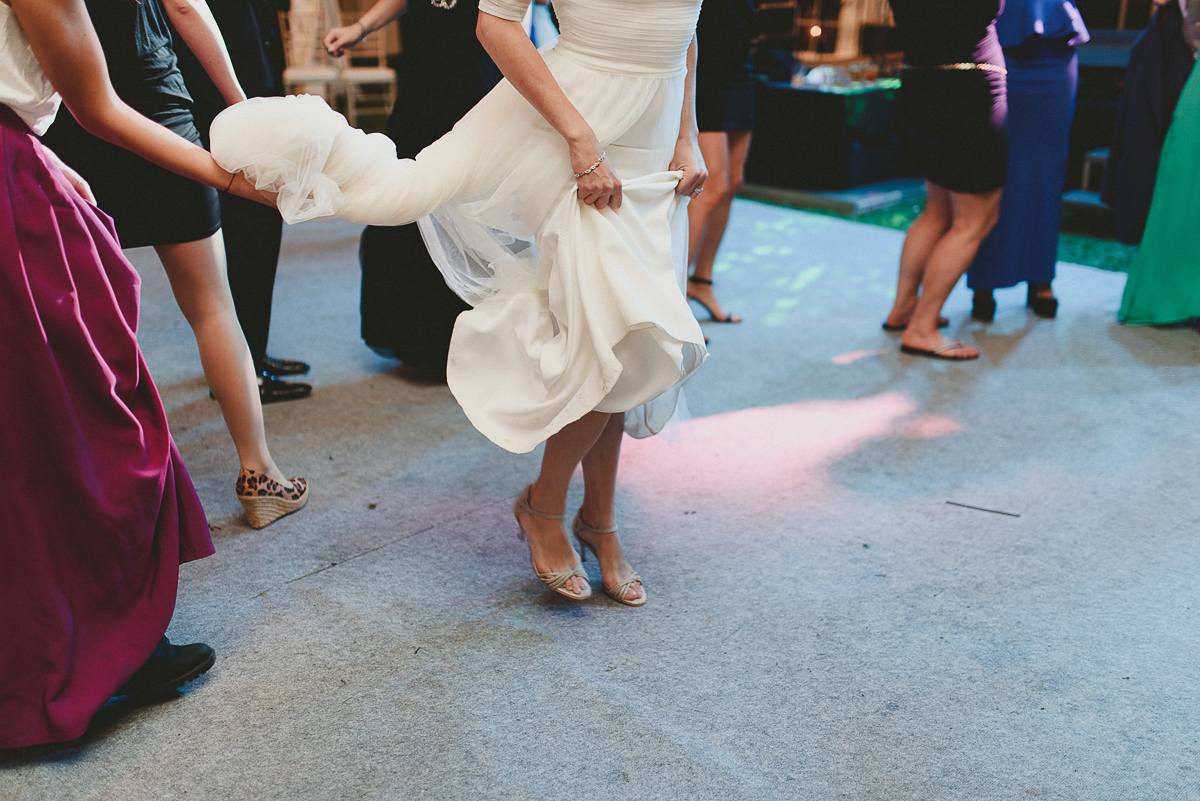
[1119,57,1200,325]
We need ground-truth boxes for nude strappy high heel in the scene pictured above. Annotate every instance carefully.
[513,486,591,600]
[572,514,646,607]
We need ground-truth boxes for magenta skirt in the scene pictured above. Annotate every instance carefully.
[0,105,213,749]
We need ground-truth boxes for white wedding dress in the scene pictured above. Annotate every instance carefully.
[210,0,707,453]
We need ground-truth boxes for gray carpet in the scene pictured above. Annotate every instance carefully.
[5,201,1198,800]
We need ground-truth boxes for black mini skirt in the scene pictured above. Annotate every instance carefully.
[41,101,220,249]
[899,66,1009,194]
[696,57,757,133]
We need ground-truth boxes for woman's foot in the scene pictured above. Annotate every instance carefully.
[572,513,645,606]
[882,315,950,331]
[513,486,590,600]
[687,276,742,323]
[971,290,996,322]
[899,331,979,360]
[242,459,293,490]
[1027,282,1058,318]
[236,469,309,529]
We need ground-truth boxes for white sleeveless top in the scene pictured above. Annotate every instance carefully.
[0,3,61,134]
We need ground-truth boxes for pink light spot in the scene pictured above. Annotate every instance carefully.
[621,392,920,503]
[831,348,888,365]
[899,415,964,439]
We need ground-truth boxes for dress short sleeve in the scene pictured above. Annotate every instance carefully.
[478,0,532,22]
[996,0,1090,48]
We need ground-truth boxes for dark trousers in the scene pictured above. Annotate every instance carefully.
[220,191,283,368]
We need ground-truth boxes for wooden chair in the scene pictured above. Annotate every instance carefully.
[280,8,343,104]
[338,12,397,126]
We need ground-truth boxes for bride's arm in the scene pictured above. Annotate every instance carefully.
[476,1,621,210]
[12,0,265,202]
[669,35,707,196]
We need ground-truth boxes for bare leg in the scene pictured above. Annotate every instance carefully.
[901,186,1003,356]
[687,131,751,322]
[154,233,290,486]
[576,412,643,603]
[686,132,728,265]
[885,181,952,328]
[519,411,614,598]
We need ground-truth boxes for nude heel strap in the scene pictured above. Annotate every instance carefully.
[571,514,616,563]
[513,486,590,600]
[572,514,646,607]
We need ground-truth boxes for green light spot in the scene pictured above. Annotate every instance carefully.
[790,264,826,292]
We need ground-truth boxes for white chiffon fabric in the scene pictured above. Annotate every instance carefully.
[210,0,707,453]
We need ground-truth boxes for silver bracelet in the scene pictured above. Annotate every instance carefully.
[573,151,606,179]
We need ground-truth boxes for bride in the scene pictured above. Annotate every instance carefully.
[214,0,709,605]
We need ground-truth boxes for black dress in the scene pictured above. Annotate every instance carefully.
[695,0,758,132]
[359,0,503,373]
[40,0,220,249]
[889,0,1008,193]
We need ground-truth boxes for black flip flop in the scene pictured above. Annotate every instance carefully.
[899,340,979,360]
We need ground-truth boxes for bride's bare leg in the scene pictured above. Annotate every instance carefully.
[521,411,613,597]
[154,233,291,487]
[577,412,643,603]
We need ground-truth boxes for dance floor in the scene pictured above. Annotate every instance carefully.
[6,201,1198,799]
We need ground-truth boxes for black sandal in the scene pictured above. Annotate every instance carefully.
[1027,284,1058,318]
[972,291,997,322]
[687,276,742,323]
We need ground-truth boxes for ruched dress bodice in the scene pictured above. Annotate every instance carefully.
[212,0,708,453]
[550,0,700,76]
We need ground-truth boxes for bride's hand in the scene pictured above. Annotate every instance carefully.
[670,133,708,198]
[572,142,622,211]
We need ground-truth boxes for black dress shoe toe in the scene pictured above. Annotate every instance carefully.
[259,373,312,404]
[261,355,310,376]
[114,637,215,699]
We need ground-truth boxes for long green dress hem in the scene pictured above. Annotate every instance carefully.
[1118,57,1200,325]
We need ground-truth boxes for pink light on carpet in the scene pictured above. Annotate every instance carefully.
[831,348,889,365]
[898,415,964,439]
[620,392,960,504]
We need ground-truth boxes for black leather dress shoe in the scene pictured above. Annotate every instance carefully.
[259,372,312,404]
[114,637,215,699]
[260,354,310,376]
